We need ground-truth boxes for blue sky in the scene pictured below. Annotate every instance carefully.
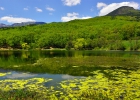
[0,0,140,24]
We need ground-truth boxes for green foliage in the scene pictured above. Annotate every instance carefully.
[65,41,73,50]
[0,16,140,50]
[73,38,87,50]
[22,43,30,49]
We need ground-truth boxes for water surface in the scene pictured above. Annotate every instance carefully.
[0,50,140,99]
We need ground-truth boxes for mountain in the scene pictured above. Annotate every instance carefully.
[0,22,46,28]
[0,23,7,28]
[107,6,140,16]
[11,22,46,27]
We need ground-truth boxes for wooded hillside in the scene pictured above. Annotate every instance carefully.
[0,15,140,50]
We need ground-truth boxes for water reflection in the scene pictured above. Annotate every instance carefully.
[5,72,36,79]
[0,50,140,59]
[0,50,138,60]
[0,50,140,99]
[0,69,83,88]
[0,50,140,75]
[62,74,77,79]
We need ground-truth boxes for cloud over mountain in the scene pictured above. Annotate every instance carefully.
[97,2,140,16]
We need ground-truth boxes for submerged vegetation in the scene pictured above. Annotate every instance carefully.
[0,69,140,99]
[0,50,140,99]
[0,16,140,50]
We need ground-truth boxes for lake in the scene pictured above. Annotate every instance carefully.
[0,50,140,99]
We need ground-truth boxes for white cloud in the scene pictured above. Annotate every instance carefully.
[0,16,36,23]
[97,2,140,16]
[62,0,81,6]
[81,16,92,19]
[61,12,92,22]
[35,7,43,12]
[0,7,4,10]
[67,12,79,16]
[23,7,28,11]
[97,2,107,9]
[46,7,55,11]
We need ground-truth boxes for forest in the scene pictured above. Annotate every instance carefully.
[0,15,140,51]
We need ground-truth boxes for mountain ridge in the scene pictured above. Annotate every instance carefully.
[0,23,8,27]
[106,6,140,16]
[0,22,46,28]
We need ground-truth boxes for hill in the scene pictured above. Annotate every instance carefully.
[0,7,140,50]
[107,6,140,16]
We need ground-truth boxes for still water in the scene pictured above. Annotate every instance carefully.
[0,50,90,87]
[0,50,140,80]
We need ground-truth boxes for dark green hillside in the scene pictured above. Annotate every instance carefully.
[0,14,140,50]
[107,6,140,16]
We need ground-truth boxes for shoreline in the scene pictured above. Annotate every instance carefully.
[0,47,140,52]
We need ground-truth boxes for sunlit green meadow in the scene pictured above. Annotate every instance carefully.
[0,50,140,100]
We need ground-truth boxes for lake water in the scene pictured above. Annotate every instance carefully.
[0,50,140,99]
[0,50,140,82]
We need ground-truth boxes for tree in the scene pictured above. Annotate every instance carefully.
[73,38,87,50]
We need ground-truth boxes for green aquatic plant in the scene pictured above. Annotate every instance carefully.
[0,73,7,77]
[0,78,52,91]
[0,72,11,77]
[56,69,140,100]
[0,78,53,99]
[0,89,39,100]
[0,69,140,99]
[0,51,140,99]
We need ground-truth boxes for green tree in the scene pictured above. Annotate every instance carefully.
[73,38,87,50]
